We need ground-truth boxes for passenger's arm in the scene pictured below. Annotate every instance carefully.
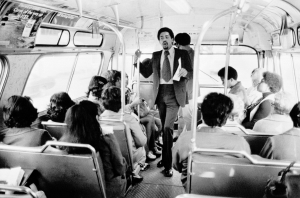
[126,114,147,147]
[104,134,127,175]
[259,137,274,159]
[181,50,193,79]
[133,50,153,78]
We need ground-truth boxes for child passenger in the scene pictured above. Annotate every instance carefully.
[1,95,52,146]
[59,100,127,198]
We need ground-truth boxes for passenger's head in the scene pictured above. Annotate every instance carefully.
[227,94,245,123]
[87,76,107,98]
[105,70,121,88]
[101,86,121,112]
[175,33,191,48]
[142,58,151,66]
[289,102,300,128]
[251,68,264,87]
[257,72,282,93]
[157,27,174,50]
[47,92,75,122]
[3,95,38,128]
[201,92,233,127]
[273,92,295,115]
[61,101,101,153]
[217,66,238,87]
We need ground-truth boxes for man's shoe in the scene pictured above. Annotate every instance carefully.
[147,151,156,160]
[132,174,143,185]
[153,147,162,155]
[164,169,173,177]
[157,160,164,168]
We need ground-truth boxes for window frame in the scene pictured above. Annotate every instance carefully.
[73,31,104,47]
[35,26,70,47]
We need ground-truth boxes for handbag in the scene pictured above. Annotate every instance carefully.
[264,162,296,198]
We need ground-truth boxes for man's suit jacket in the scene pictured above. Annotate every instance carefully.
[138,48,193,107]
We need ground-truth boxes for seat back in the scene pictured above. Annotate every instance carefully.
[41,121,67,140]
[132,81,155,109]
[188,149,300,197]
[0,142,106,198]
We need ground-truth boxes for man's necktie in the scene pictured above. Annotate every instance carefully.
[162,51,171,82]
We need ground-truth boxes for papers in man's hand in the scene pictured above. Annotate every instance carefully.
[102,126,114,135]
[0,167,25,186]
[173,58,181,81]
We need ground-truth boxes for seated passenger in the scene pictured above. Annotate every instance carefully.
[218,66,249,106]
[1,95,53,146]
[253,92,294,134]
[242,71,282,129]
[247,68,264,106]
[59,100,127,198]
[172,92,251,190]
[259,102,300,161]
[87,75,107,114]
[46,92,75,123]
[100,86,147,183]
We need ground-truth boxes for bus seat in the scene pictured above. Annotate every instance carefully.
[99,119,134,190]
[41,121,67,140]
[223,124,272,155]
[0,142,106,198]
[188,149,300,197]
[0,184,37,198]
[132,81,155,109]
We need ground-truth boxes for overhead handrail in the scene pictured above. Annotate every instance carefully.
[0,185,37,198]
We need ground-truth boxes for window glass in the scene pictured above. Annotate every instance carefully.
[279,54,295,95]
[23,54,76,111]
[290,54,300,102]
[198,54,257,88]
[68,53,102,99]
[35,27,69,46]
[74,32,103,46]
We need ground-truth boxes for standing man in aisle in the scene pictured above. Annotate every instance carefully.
[134,27,193,177]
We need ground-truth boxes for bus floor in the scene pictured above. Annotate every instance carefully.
[125,157,185,198]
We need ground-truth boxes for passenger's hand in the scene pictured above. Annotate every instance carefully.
[179,68,187,77]
[134,49,142,63]
[131,97,141,106]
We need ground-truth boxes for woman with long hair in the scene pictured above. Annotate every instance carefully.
[59,100,127,198]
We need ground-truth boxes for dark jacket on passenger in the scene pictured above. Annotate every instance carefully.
[242,92,274,129]
[99,133,127,198]
[0,127,52,147]
[135,48,193,107]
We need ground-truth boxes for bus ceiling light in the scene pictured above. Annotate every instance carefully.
[164,0,191,14]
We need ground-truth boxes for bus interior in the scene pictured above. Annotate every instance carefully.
[1,0,300,197]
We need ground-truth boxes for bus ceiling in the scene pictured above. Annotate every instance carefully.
[1,0,300,53]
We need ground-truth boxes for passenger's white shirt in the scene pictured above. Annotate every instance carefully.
[246,86,262,105]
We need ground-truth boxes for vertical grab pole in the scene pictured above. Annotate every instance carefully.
[135,16,143,122]
[224,11,236,95]
[98,21,128,121]
[187,8,237,193]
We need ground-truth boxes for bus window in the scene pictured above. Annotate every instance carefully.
[198,45,258,97]
[279,53,297,98]
[68,52,102,98]
[23,53,77,111]
[291,54,300,101]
